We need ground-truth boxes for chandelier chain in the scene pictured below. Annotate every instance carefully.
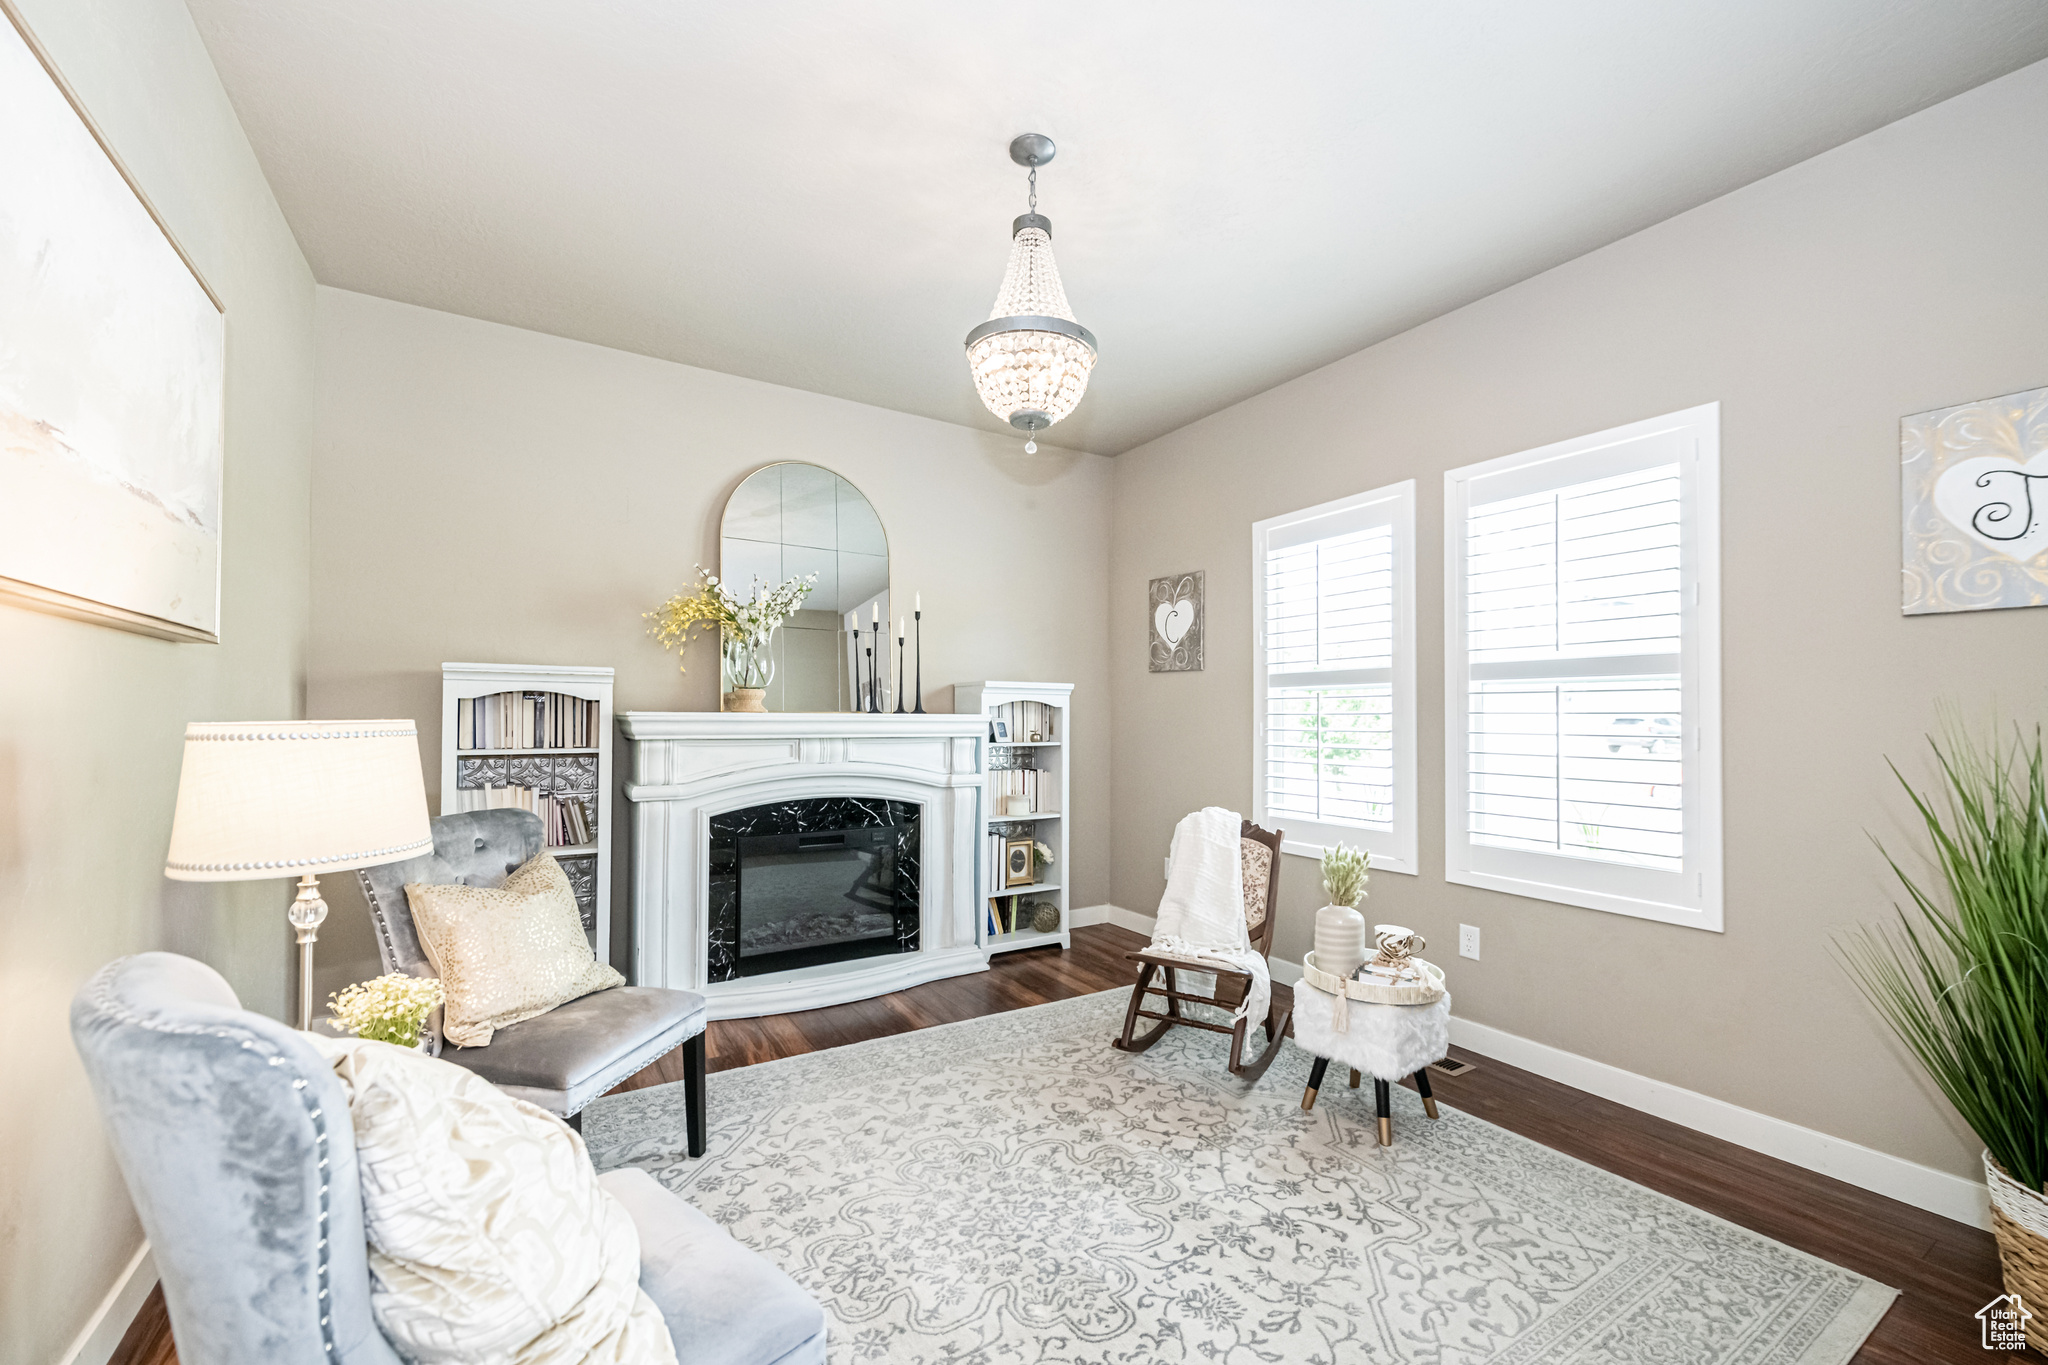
[1028,165,1037,214]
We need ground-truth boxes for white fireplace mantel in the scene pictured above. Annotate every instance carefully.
[619,711,988,1019]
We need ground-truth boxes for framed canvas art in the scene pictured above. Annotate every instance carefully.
[0,5,226,642]
[1148,570,1204,672]
[1902,385,2048,616]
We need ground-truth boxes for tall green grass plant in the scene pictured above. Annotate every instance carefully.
[1840,722,2048,1189]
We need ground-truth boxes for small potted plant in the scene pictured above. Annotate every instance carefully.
[328,973,445,1050]
[1313,843,1371,979]
[1032,840,1055,880]
[645,566,817,712]
[1840,720,2048,1349]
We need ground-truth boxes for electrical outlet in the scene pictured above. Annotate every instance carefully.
[1459,924,1481,960]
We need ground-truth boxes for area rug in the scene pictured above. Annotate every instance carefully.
[583,990,1896,1364]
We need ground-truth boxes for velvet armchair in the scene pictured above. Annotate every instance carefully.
[70,952,826,1365]
[356,809,706,1151]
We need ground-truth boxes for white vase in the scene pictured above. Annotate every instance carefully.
[1314,904,1368,979]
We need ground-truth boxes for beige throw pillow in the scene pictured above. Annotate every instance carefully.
[407,854,623,1047]
[308,1035,676,1365]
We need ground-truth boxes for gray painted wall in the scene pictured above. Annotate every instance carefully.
[1108,59,2048,1181]
[307,288,1113,1001]
[0,0,316,1359]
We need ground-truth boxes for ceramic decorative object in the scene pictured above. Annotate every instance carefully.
[1343,923,1438,1000]
[1313,904,1368,980]
[723,687,768,713]
[1313,841,1372,981]
[1031,901,1060,933]
[1373,924,1426,961]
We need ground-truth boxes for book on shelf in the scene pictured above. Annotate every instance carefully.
[989,699,1055,743]
[987,894,1031,936]
[987,830,1019,893]
[447,783,596,852]
[988,767,1052,815]
[986,828,1048,893]
[455,691,602,751]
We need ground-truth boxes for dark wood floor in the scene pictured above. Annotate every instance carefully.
[114,924,2022,1364]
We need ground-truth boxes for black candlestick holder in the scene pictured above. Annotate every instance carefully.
[913,611,925,713]
[894,631,907,714]
[868,621,884,712]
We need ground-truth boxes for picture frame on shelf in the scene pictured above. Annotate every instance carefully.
[991,718,1011,743]
[1004,836,1035,888]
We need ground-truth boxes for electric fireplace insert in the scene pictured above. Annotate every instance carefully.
[706,797,920,980]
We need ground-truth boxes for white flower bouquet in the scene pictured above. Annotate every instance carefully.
[328,973,445,1048]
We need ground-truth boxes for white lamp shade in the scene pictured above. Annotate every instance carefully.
[165,720,433,881]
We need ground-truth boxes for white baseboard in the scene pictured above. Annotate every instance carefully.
[1081,914,1985,1230]
[58,1242,156,1365]
[1101,905,1156,936]
[1069,903,1112,928]
[1446,1015,1991,1230]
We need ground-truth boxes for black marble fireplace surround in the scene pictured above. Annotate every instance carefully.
[706,797,921,981]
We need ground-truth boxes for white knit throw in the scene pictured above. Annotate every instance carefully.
[1149,807,1271,1027]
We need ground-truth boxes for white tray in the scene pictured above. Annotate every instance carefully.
[1301,950,1446,1005]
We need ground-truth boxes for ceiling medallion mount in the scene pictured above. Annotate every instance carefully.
[965,132,1097,454]
[1009,132,1056,167]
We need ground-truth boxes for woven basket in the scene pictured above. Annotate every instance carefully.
[1985,1152,2048,1351]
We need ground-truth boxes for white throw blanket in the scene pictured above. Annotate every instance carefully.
[1150,807,1271,1028]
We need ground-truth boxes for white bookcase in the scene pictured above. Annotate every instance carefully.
[956,681,1073,957]
[441,662,615,962]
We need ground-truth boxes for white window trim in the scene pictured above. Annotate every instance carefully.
[1443,404,1723,931]
[1252,479,1418,875]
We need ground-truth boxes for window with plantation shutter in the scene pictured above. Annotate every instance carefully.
[1445,405,1722,929]
[1253,480,1417,874]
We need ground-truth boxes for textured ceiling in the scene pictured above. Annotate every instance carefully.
[185,1,2048,454]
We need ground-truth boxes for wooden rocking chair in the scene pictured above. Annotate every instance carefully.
[1111,819,1291,1081]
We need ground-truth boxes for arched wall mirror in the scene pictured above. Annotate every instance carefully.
[720,462,889,712]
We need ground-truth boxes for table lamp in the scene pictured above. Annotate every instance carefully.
[164,720,434,1030]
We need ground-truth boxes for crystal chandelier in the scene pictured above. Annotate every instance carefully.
[965,133,1097,453]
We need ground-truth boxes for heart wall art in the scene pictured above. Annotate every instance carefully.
[1903,384,2048,615]
[1148,571,1204,672]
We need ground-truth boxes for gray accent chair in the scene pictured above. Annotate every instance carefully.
[357,809,705,1152]
[71,953,826,1365]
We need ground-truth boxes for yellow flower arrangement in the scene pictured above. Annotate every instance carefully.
[328,973,444,1048]
[645,565,817,686]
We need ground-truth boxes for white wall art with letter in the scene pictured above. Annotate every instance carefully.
[1149,570,1204,672]
[1902,385,2048,615]
[0,6,226,642]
